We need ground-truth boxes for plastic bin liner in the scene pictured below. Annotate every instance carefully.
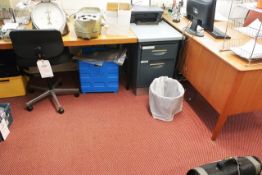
[149,76,185,121]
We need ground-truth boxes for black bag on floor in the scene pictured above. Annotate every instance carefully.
[187,156,262,175]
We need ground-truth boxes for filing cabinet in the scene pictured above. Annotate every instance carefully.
[128,40,180,95]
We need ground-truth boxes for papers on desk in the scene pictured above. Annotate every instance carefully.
[230,40,262,60]
[215,12,228,22]
[1,22,19,32]
[236,18,262,38]
[239,2,262,13]
[0,22,19,40]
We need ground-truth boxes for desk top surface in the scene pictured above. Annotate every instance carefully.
[163,13,262,71]
[0,19,138,50]
[131,21,183,42]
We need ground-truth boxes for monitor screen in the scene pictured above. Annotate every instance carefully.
[186,0,230,39]
[186,0,216,37]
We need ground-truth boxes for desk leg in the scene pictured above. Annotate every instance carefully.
[211,113,229,140]
[125,45,132,90]
[211,73,244,140]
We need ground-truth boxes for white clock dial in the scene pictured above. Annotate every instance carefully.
[31,2,66,33]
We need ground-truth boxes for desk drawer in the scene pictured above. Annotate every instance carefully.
[141,43,179,61]
[138,59,175,87]
[0,76,27,98]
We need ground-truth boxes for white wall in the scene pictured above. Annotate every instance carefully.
[59,0,174,15]
[60,0,128,10]
[2,0,17,8]
[59,0,174,9]
[10,0,174,11]
[10,0,249,19]
[10,0,129,9]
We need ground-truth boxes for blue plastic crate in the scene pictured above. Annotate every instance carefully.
[78,61,119,93]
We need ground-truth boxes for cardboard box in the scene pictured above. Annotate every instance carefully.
[105,2,131,35]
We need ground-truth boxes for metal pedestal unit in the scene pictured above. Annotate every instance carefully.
[129,21,183,95]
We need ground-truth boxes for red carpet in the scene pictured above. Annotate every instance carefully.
[0,76,261,175]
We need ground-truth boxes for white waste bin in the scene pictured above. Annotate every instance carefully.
[149,76,185,122]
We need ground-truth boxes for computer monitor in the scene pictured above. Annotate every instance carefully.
[186,0,230,39]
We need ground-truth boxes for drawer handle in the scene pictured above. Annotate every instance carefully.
[141,60,149,64]
[142,46,155,50]
[0,79,10,83]
[150,63,165,68]
[152,49,168,56]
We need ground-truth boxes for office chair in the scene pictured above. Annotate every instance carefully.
[9,30,80,114]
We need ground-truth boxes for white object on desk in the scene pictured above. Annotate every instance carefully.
[215,12,228,22]
[231,40,262,60]
[31,0,66,34]
[1,22,19,32]
[14,1,31,25]
[236,18,262,38]
[239,2,262,13]
[104,3,131,36]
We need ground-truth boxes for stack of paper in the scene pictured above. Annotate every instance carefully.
[215,12,228,22]
[231,40,262,60]
[236,18,262,38]
[1,22,19,32]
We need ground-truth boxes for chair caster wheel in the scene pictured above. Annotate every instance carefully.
[58,108,64,114]
[74,92,80,97]
[26,105,33,111]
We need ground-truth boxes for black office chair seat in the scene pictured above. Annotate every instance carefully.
[16,47,72,67]
[10,30,80,114]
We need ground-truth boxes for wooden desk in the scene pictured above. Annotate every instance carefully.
[0,20,137,50]
[164,14,262,140]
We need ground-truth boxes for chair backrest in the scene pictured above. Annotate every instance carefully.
[9,30,64,67]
